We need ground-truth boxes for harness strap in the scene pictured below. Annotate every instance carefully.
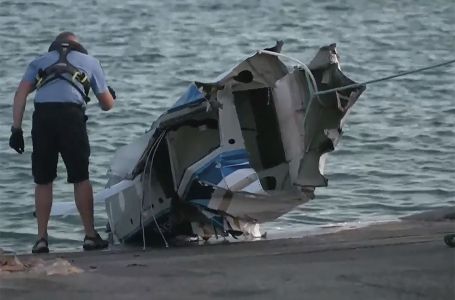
[35,41,91,103]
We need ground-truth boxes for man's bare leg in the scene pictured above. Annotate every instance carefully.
[74,179,97,237]
[35,183,53,239]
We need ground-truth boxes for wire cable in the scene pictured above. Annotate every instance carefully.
[140,129,168,249]
[146,130,169,248]
[313,59,455,96]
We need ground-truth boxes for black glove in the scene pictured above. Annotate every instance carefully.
[108,86,116,100]
[9,127,24,154]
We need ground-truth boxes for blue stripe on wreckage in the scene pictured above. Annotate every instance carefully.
[186,149,252,211]
[195,149,252,186]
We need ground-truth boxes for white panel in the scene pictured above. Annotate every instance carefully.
[217,84,245,151]
[108,131,154,179]
[218,168,256,189]
[272,72,307,183]
[166,125,219,189]
[241,180,265,194]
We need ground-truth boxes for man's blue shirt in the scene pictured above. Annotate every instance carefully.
[22,51,108,106]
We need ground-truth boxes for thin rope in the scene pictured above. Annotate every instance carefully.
[140,136,157,250]
[314,59,455,96]
[258,49,320,95]
[140,129,168,250]
[147,130,169,248]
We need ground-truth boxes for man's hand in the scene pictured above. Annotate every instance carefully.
[108,86,116,100]
[9,127,24,154]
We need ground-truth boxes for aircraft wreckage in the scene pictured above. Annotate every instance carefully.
[53,42,366,245]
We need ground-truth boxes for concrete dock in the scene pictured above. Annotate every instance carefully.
[1,209,454,300]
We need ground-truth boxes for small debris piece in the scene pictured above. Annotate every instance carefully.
[126,263,147,267]
[0,255,83,276]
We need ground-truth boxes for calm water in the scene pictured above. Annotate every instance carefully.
[0,0,454,253]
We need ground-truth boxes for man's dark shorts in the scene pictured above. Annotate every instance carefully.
[32,103,90,184]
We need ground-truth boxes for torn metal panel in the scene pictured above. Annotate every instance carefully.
[295,45,366,188]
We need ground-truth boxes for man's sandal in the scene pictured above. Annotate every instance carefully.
[83,232,109,251]
[32,237,49,254]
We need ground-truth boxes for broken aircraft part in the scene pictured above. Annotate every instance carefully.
[103,41,366,244]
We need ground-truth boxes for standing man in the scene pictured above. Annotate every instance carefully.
[9,32,116,253]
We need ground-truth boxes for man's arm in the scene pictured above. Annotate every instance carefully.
[12,80,35,128]
[95,91,115,111]
[90,58,115,111]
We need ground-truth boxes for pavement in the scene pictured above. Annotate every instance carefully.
[1,208,454,300]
